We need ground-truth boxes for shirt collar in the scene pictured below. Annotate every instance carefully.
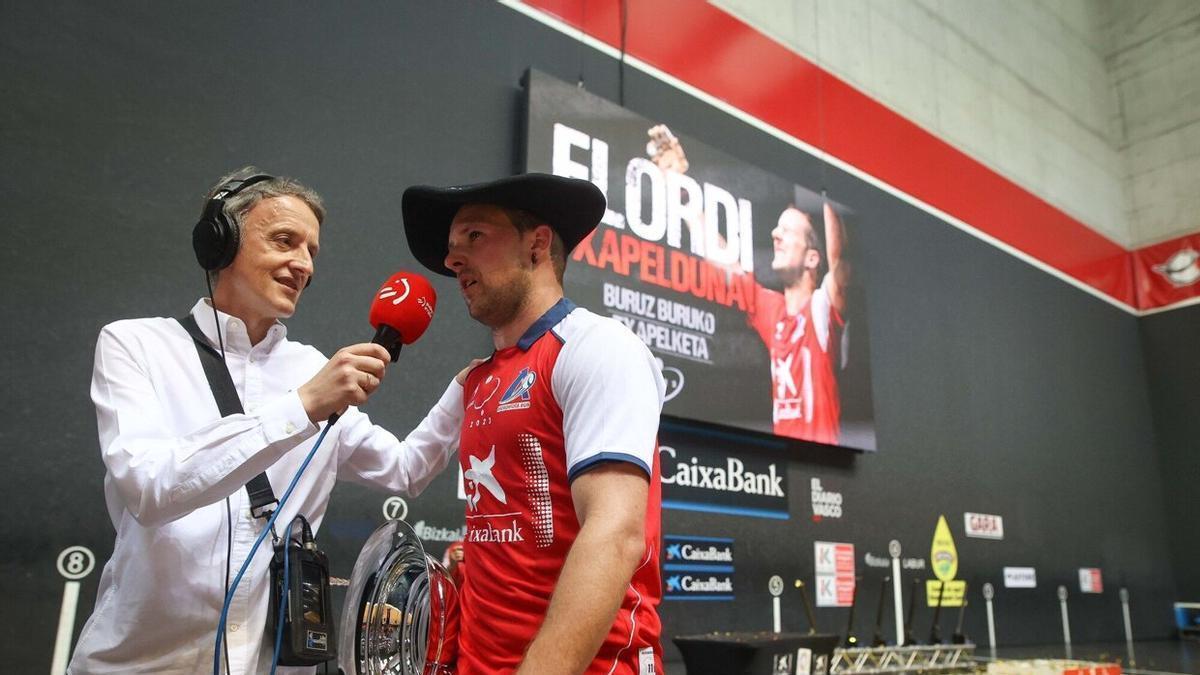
[189,298,288,354]
[515,297,576,351]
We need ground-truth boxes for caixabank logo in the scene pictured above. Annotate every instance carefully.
[664,573,735,600]
[658,443,789,520]
[663,534,735,601]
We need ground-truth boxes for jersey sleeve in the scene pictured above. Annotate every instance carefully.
[551,317,665,481]
[809,285,845,353]
[334,378,463,496]
[810,286,831,352]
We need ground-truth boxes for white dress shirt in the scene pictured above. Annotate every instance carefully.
[69,299,463,674]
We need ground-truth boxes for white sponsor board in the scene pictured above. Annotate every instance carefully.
[1079,567,1103,593]
[1003,566,1037,588]
[964,512,1004,540]
[814,541,855,607]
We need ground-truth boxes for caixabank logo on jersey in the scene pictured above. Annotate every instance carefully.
[663,534,736,601]
[658,432,789,520]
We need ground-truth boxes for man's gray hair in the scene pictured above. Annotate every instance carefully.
[201,166,325,283]
[203,165,326,228]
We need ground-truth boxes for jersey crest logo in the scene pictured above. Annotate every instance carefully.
[497,367,536,412]
[467,375,500,411]
[463,446,506,511]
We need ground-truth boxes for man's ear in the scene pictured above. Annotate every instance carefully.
[530,224,554,263]
[804,247,822,270]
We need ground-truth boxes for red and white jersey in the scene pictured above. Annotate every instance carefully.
[747,283,843,444]
[457,298,666,675]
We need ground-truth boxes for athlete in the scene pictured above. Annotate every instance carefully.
[648,124,849,444]
[402,173,666,674]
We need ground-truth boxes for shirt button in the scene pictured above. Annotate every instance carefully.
[229,623,239,632]
[285,422,296,434]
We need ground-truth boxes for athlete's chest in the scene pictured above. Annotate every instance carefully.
[462,347,559,434]
[459,349,568,549]
[461,348,565,480]
[771,309,811,352]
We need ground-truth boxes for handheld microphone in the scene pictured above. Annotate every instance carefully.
[368,270,437,362]
[328,271,437,427]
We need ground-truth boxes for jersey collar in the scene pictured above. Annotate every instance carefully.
[516,297,576,351]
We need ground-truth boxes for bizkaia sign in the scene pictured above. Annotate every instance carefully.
[963,512,1004,540]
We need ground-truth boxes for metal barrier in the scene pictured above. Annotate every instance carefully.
[830,644,980,674]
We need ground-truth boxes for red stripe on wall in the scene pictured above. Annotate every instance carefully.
[520,0,1193,311]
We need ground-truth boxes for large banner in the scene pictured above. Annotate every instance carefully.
[524,70,877,450]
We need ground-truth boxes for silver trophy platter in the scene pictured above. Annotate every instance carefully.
[338,519,459,675]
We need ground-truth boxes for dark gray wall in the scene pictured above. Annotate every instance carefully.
[0,2,1189,671]
[1140,305,1200,601]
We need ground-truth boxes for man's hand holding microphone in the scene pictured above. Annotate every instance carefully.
[293,270,483,424]
[296,271,437,425]
[298,343,391,423]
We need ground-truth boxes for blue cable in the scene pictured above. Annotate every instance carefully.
[269,518,296,675]
[212,422,332,675]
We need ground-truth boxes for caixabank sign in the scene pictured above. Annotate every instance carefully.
[663,535,736,601]
[657,428,790,520]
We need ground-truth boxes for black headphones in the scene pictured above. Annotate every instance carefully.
[192,174,275,272]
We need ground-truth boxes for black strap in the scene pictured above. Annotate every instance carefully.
[178,314,279,519]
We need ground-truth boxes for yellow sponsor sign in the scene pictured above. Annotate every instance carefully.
[927,514,964,606]
[930,514,958,581]
[925,579,966,607]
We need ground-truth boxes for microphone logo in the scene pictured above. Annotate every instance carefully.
[368,271,438,354]
[417,296,434,318]
[379,278,412,305]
